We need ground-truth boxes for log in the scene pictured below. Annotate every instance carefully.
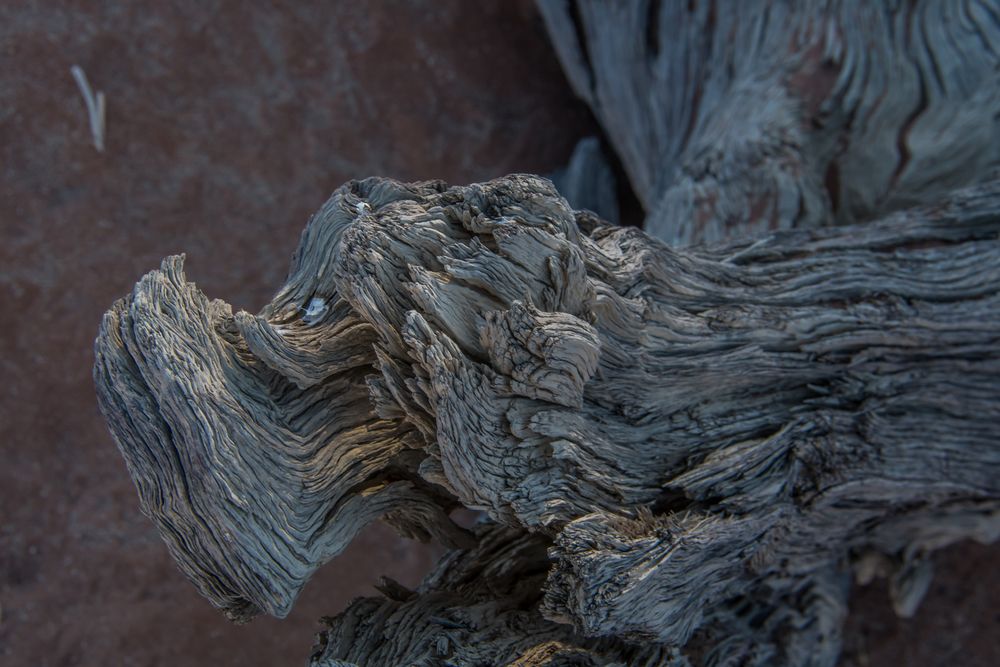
[538,0,1000,244]
[95,174,1000,664]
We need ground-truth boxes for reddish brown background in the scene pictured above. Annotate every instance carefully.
[0,2,995,665]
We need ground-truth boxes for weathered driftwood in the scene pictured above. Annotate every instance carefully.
[95,174,1000,665]
[538,0,1000,244]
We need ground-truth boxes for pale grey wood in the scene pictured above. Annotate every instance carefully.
[96,174,1000,664]
[538,0,1000,245]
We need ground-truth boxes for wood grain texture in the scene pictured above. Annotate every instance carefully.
[538,0,1000,244]
[96,174,999,664]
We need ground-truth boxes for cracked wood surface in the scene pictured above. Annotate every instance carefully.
[95,174,1000,665]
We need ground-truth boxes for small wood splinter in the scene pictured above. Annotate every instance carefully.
[70,65,105,153]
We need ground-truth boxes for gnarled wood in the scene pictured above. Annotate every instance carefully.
[538,0,1000,244]
[93,180,475,621]
[96,174,999,664]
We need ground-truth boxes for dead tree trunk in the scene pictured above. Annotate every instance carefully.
[95,174,1000,665]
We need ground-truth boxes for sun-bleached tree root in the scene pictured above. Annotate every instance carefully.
[95,174,999,664]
